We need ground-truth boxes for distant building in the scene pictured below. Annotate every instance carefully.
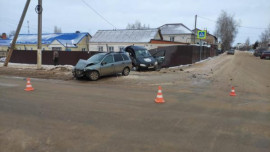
[0,39,10,57]
[159,23,196,44]
[89,29,186,52]
[9,32,91,51]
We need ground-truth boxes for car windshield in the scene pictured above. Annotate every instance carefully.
[87,53,106,63]
[135,49,152,57]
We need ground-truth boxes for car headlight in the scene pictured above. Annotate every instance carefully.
[140,64,146,67]
[154,61,158,65]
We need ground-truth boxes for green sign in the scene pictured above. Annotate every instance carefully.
[197,30,206,39]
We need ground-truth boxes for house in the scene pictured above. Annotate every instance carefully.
[10,32,91,51]
[159,23,196,44]
[192,28,217,45]
[0,33,10,57]
[0,39,10,57]
[89,29,186,52]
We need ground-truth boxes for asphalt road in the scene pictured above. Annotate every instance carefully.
[0,51,270,152]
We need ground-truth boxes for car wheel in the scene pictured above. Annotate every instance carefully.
[122,67,130,76]
[88,71,99,81]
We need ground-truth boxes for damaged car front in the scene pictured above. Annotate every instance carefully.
[72,53,106,80]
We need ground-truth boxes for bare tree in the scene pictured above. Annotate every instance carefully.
[9,30,16,37]
[54,26,62,33]
[126,21,150,29]
[214,11,239,51]
[259,24,270,48]
[245,37,250,50]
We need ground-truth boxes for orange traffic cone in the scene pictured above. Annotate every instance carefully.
[155,86,165,103]
[230,87,236,96]
[24,78,34,91]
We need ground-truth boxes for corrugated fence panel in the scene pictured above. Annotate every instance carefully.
[9,50,99,66]
[150,45,217,68]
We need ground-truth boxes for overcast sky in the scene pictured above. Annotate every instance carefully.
[0,0,269,45]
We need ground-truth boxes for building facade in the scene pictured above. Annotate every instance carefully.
[159,23,197,44]
[89,29,186,52]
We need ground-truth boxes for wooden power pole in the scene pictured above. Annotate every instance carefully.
[4,0,31,67]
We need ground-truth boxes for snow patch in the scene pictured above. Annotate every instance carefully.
[0,57,6,62]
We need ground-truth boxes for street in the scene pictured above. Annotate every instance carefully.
[0,51,270,152]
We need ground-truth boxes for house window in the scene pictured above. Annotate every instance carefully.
[82,48,86,51]
[108,46,114,52]
[98,46,103,52]
[170,36,175,42]
[119,46,125,52]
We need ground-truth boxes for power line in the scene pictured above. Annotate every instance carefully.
[80,0,117,29]
[197,15,268,30]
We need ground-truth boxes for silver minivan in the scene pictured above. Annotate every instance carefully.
[72,52,132,80]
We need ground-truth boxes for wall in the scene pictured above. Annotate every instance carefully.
[9,50,99,66]
[89,42,185,52]
[205,34,217,44]
[16,44,50,51]
[89,42,150,52]
[162,34,193,43]
[76,36,90,51]
[149,45,217,68]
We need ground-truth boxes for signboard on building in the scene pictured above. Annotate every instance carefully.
[197,30,206,39]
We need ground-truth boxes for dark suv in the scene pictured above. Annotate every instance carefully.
[72,52,132,80]
[124,46,158,70]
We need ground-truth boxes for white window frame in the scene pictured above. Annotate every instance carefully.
[170,36,175,42]
[108,46,114,52]
[98,46,103,52]
[119,46,125,52]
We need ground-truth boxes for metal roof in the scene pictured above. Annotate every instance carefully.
[159,23,193,35]
[9,32,90,47]
[90,29,159,43]
[0,39,11,46]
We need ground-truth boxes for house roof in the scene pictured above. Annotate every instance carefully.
[90,29,160,43]
[9,32,91,47]
[159,23,193,35]
[0,39,11,46]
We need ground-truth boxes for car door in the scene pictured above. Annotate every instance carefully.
[121,53,131,66]
[100,55,115,76]
[113,54,125,73]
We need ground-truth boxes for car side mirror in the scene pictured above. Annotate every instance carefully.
[101,61,107,65]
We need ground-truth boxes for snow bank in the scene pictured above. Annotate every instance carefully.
[0,57,6,62]
[0,62,74,71]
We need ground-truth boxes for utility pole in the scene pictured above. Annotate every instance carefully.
[36,0,43,69]
[27,20,30,34]
[194,14,197,44]
[4,0,31,67]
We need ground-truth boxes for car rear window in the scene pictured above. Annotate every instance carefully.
[114,54,124,62]
[121,54,129,61]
